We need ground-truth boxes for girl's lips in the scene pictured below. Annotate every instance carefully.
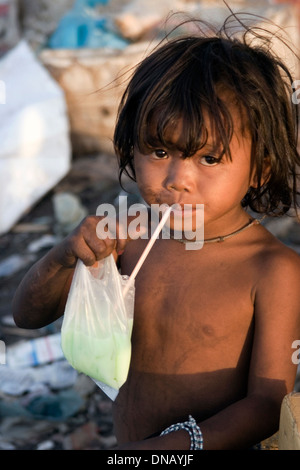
[155,203,204,235]
[167,203,199,215]
[154,202,203,220]
[159,201,197,208]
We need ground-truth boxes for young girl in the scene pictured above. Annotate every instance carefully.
[12,16,300,449]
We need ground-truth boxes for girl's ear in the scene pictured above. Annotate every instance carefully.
[250,157,271,188]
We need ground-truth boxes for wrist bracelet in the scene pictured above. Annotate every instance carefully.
[160,415,203,450]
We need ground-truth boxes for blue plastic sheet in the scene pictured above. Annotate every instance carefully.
[48,0,128,50]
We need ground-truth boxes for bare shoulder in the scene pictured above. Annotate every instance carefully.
[253,225,300,324]
[256,226,300,286]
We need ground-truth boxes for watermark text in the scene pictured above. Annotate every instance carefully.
[292,339,300,365]
[96,197,204,251]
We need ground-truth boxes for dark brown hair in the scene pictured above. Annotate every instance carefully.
[113,14,300,216]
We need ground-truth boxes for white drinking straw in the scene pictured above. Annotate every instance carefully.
[123,206,172,297]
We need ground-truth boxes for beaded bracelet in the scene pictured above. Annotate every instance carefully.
[160,415,203,450]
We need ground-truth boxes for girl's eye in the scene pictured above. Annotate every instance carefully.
[200,155,219,166]
[153,149,168,159]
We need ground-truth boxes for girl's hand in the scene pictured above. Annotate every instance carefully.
[53,215,129,269]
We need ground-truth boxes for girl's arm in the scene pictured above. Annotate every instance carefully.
[12,216,125,329]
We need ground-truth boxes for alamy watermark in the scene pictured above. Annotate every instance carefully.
[96,196,204,251]
[292,339,300,365]
[0,340,5,365]
[0,80,6,104]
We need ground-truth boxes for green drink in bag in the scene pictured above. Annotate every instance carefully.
[62,320,133,389]
[61,254,135,398]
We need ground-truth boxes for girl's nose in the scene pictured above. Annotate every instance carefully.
[165,158,195,193]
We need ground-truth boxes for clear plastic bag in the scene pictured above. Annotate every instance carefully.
[61,254,135,400]
[61,207,171,400]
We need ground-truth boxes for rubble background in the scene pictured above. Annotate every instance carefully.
[0,0,299,450]
[0,152,124,450]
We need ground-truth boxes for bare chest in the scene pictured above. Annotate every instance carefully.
[121,239,256,373]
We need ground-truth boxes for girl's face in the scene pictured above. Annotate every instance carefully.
[133,109,255,236]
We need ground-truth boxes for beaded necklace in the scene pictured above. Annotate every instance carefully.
[165,216,265,245]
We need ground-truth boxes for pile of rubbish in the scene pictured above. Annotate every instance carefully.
[19,0,300,52]
[0,336,117,450]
